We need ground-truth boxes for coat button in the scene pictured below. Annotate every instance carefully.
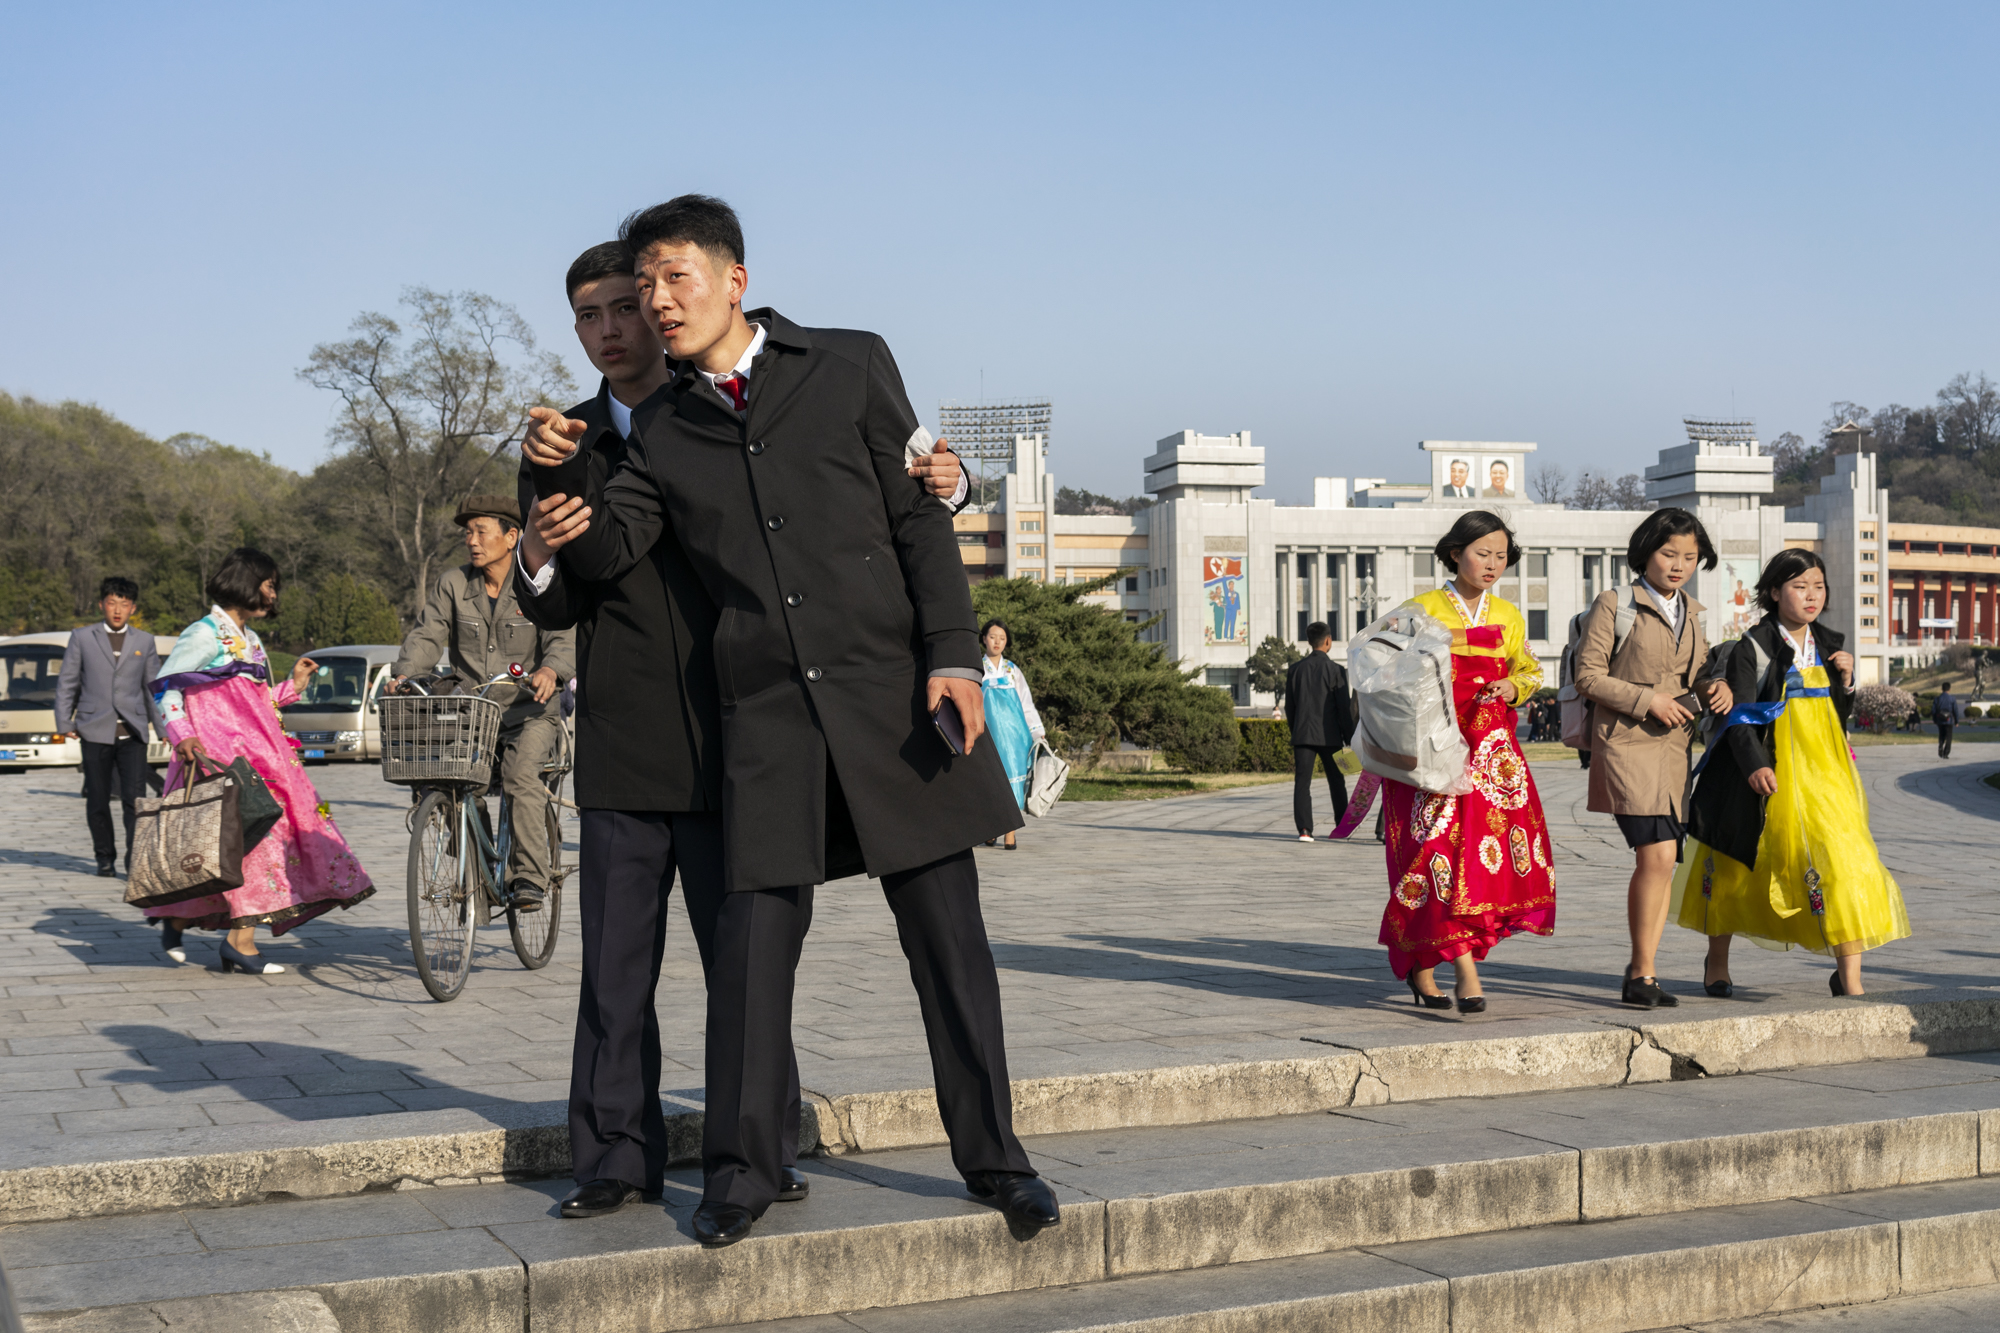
[747,441,765,456]
[786,592,804,607]
[805,667,822,682]
[767,515,785,531]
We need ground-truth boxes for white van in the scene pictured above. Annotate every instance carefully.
[279,644,405,761]
[0,630,176,771]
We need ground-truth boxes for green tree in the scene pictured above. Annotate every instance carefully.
[299,288,575,614]
[1246,635,1302,695]
[970,572,1239,771]
[298,574,403,648]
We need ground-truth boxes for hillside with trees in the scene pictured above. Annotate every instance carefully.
[1768,373,2000,525]
[0,287,568,648]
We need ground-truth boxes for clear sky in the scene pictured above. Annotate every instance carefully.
[4,2,1996,503]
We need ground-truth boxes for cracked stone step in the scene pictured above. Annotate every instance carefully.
[6,1054,2000,1331]
[7,993,1998,1224]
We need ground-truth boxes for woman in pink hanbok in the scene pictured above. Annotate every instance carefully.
[147,549,373,972]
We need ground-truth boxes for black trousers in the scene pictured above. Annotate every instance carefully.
[1939,723,1954,758]
[1292,745,1348,834]
[81,738,149,869]
[568,809,803,1193]
[703,845,1032,1214]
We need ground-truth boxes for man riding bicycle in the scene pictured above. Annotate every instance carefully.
[393,495,575,912]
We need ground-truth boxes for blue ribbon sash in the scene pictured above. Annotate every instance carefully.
[1691,668,1829,777]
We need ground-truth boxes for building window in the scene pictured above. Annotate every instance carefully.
[1207,667,1249,706]
[1528,609,1548,641]
[1861,617,1877,628]
[956,533,987,545]
[1861,550,1877,561]
[1018,519,1042,533]
[1583,554,1604,603]
[1527,553,1548,579]
[1019,545,1042,557]
[1861,571,1877,583]
[1124,576,1139,592]
[1861,595,1876,606]
[1024,569,1043,581]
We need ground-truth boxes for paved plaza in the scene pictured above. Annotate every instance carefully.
[1,747,1996,1162]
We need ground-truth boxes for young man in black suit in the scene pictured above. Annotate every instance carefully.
[522,196,1056,1248]
[517,241,967,1221]
[1283,621,1353,840]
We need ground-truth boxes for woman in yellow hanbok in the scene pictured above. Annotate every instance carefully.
[1673,549,1909,995]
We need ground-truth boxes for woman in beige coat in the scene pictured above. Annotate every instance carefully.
[1574,509,1732,1009]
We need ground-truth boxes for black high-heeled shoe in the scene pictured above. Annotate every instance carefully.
[1830,971,1847,997]
[1406,974,1452,1010]
[218,941,286,975]
[1455,994,1487,1014]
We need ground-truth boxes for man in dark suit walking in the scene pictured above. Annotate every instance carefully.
[55,577,164,876]
[1933,682,1965,758]
[523,195,1055,1248]
[514,242,966,1220]
[1283,622,1354,840]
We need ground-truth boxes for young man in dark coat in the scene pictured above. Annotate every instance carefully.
[54,576,165,876]
[522,195,1054,1248]
[1933,683,1965,759]
[1282,621,1353,839]
[515,242,968,1219]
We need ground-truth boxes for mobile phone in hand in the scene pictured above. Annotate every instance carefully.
[933,701,966,755]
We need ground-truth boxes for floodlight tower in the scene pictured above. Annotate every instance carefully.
[937,399,1052,508]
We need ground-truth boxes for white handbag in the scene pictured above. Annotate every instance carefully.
[1024,739,1070,816]
[1347,606,1474,795]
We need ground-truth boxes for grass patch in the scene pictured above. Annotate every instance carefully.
[1059,770,1296,802]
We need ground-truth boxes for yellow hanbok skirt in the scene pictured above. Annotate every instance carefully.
[1671,665,1910,955]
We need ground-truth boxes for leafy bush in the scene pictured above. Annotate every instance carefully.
[1246,635,1302,695]
[1238,718,1295,772]
[1966,703,1986,719]
[1141,685,1242,772]
[1854,683,1915,734]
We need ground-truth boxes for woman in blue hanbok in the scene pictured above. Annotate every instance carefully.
[979,620,1045,850]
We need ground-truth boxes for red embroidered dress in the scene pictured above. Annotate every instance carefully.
[1378,589,1556,977]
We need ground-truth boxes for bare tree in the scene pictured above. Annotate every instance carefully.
[1569,470,1615,510]
[299,288,575,611]
[1610,473,1648,509]
[1531,463,1569,505]
[1937,371,2000,455]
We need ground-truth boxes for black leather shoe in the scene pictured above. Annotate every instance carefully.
[692,1201,755,1247]
[96,863,116,878]
[1455,995,1487,1015]
[560,1178,642,1218]
[777,1166,809,1202]
[510,880,545,914]
[1621,974,1678,1008]
[967,1171,1060,1233]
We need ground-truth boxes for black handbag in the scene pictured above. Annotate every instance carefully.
[223,756,284,852]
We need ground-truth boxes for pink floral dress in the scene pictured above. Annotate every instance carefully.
[147,607,374,933]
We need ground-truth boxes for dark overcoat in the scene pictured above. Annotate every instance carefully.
[1685,617,1853,870]
[515,379,723,814]
[537,309,1022,891]
[1282,651,1353,749]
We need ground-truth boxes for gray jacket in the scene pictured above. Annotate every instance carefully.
[55,624,165,744]
[394,563,575,720]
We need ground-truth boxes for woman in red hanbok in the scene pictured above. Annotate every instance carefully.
[1379,512,1556,1013]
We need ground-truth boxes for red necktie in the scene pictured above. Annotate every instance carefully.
[716,374,749,412]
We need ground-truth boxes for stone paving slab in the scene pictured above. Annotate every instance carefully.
[0,748,1993,1170]
[8,1057,2000,1332]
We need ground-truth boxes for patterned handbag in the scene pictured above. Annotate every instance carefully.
[124,758,247,909]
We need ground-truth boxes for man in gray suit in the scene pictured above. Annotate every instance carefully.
[55,577,165,877]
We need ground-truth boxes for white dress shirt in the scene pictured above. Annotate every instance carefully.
[1637,578,1683,637]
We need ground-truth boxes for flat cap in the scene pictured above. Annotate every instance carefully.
[453,494,522,528]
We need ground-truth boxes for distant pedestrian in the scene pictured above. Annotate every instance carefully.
[979,620,1045,850]
[146,549,375,972]
[1933,683,1965,759]
[1282,621,1353,840]
[54,577,165,878]
[1571,509,1732,1008]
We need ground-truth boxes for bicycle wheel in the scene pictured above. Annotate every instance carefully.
[408,788,474,1002]
[508,776,564,969]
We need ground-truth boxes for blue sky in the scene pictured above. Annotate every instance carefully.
[4,2,1996,502]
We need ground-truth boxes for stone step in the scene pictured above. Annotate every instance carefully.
[700,1176,2000,1333]
[6,1052,2000,1332]
[6,990,1997,1224]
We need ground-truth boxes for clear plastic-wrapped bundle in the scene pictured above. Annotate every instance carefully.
[1347,605,1473,795]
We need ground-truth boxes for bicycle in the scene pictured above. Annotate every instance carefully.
[378,667,573,1002]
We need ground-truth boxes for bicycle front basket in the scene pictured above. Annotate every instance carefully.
[378,694,505,785]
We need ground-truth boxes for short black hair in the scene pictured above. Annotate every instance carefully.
[565,241,636,303]
[979,619,1011,654]
[1755,547,1827,615]
[1305,621,1331,645]
[1434,510,1522,575]
[98,576,138,603]
[207,548,280,614]
[1626,507,1718,575]
[620,195,744,270]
